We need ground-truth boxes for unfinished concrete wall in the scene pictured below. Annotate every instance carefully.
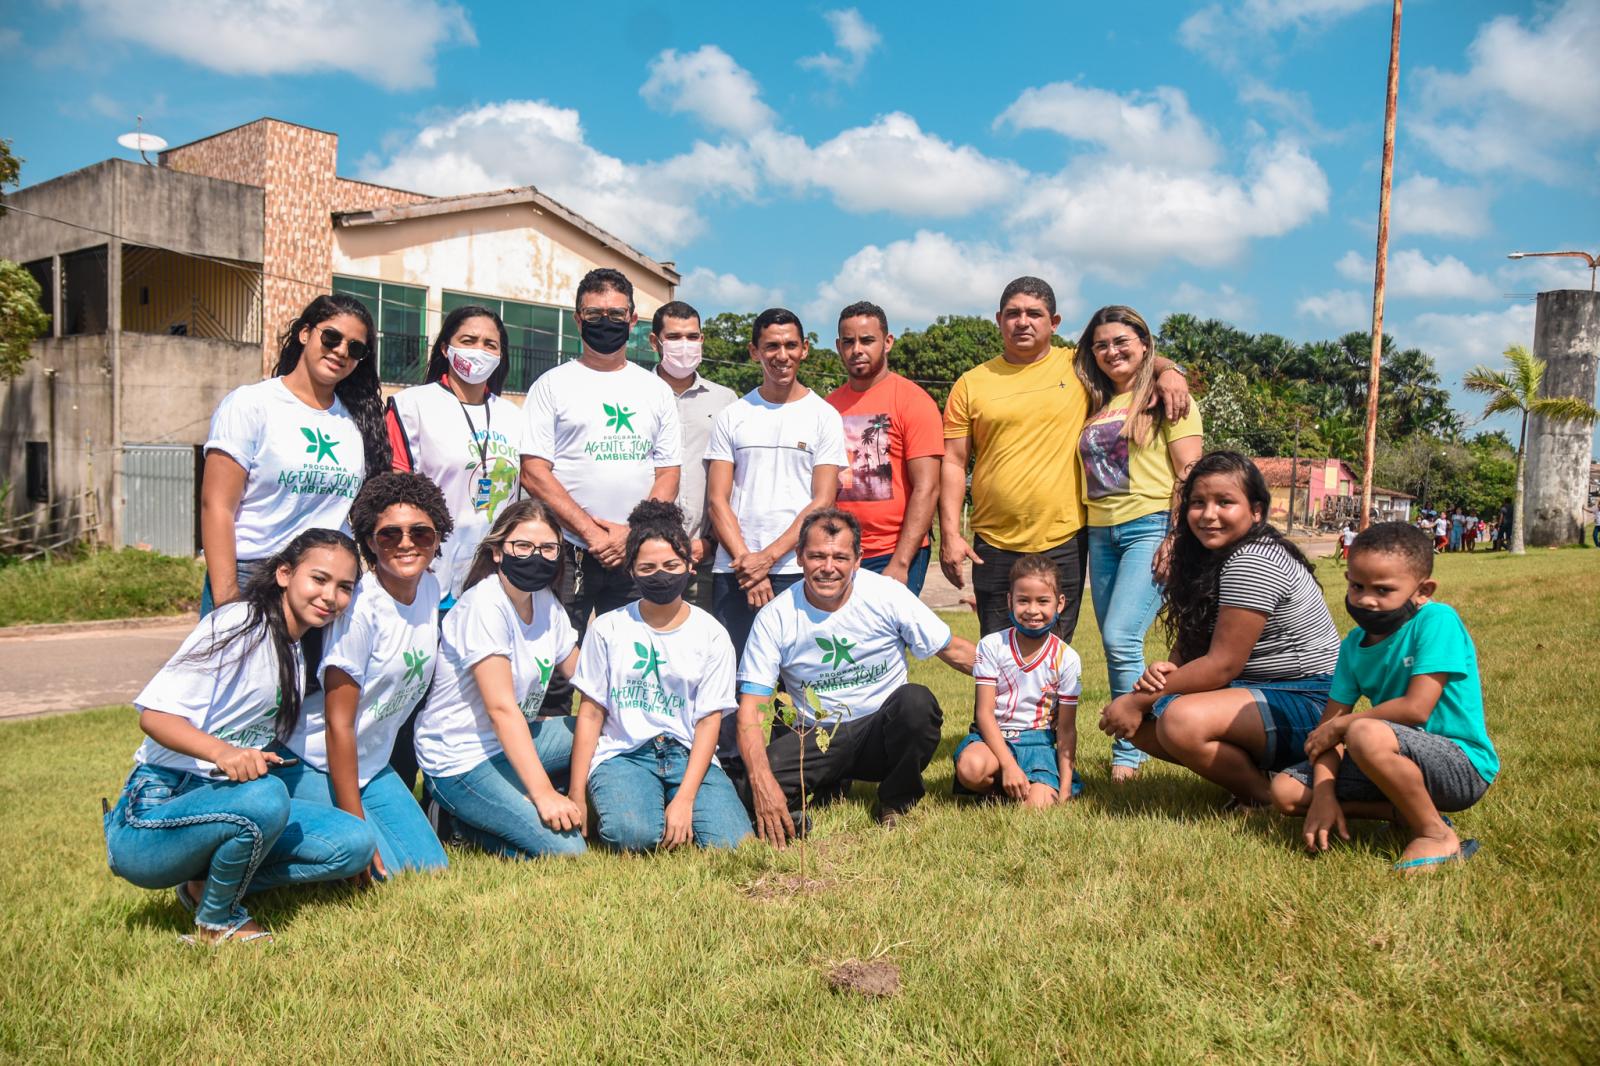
[0,337,114,536]
[1524,289,1600,546]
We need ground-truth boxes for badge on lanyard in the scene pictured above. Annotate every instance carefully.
[472,475,493,511]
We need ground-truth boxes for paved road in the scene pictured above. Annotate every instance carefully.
[0,622,194,721]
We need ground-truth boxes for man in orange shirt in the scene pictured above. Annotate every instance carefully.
[825,301,945,594]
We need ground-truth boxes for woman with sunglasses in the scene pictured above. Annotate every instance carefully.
[412,500,587,858]
[273,473,455,879]
[200,294,391,616]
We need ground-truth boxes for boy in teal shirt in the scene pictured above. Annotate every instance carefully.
[1270,522,1497,872]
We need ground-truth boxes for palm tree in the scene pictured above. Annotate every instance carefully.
[1462,344,1599,555]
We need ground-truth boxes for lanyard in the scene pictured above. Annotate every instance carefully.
[449,382,492,476]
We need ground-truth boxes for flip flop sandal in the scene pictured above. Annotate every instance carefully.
[179,913,275,948]
[1392,837,1480,872]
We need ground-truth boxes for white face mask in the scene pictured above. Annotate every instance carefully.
[447,345,500,385]
[658,337,703,378]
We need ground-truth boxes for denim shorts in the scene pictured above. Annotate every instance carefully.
[1150,673,1334,772]
[952,728,1083,797]
[1276,720,1490,812]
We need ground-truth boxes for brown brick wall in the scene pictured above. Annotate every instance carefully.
[331,178,432,213]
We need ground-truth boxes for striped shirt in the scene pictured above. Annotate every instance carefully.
[973,629,1082,731]
[1216,540,1340,682]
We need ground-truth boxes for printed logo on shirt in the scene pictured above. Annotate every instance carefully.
[839,413,894,502]
[609,640,684,720]
[460,430,522,518]
[633,641,664,683]
[604,403,637,432]
[402,649,430,683]
[211,685,281,748]
[808,637,891,710]
[301,427,341,464]
[816,635,857,666]
[584,403,651,462]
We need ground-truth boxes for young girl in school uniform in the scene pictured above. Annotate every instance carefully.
[103,529,374,947]
[567,500,752,851]
[276,473,455,879]
[1098,451,1341,808]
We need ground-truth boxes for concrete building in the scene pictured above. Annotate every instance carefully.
[0,117,680,553]
[1522,289,1599,546]
[1252,456,1413,528]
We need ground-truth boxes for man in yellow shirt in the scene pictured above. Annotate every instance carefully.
[939,277,1190,640]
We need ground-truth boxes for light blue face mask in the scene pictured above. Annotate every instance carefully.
[1009,611,1057,639]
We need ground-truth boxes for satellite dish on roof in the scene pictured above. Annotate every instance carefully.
[116,117,168,164]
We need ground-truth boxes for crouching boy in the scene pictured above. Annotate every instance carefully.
[1269,522,1498,872]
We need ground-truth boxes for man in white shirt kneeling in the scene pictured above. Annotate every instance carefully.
[731,508,975,845]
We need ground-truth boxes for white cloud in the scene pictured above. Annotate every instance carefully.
[807,230,1074,333]
[640,45,775,136]
[1400,303,1537,386]
[1297,289,1368,329]
[996,83,1220,169]
[1335,249,1497,301]
[753,114,1025,217]
[1389,175,1491,238]
[1007,139,1329,270]
[1180,0,1384,67]
[677,267,784,315]
[361,100,753,253]
[1413,0,1600,178]
[798,8,881,83]
[1498,253,1598,294]
[74,0,474,91]
[1169,281,1255,325]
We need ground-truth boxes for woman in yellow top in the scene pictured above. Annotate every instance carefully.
[1074,306,1204,782]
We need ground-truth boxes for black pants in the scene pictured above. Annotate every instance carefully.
[712,570,803,755]
[727,683,943,818]
[542,543,638,714]
[970,531,1088,640]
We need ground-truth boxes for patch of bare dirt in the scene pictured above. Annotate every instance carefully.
[826,960,901,998]
[742,873,835,900]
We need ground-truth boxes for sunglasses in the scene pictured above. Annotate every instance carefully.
[374,524,438,551]
[318,326,371,362]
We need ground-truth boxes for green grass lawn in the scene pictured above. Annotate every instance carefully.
[0,549,204,627]
[1,550,1596,1063]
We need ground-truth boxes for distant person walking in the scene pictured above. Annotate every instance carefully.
[825,301,944,594]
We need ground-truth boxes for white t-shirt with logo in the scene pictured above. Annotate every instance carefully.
[572,602,736,771]
[705,389,846,574]
[521,360,682,546]
[973,629,1081,732]
[131,601,301,776]
[738,569,951,725]
[389,382,528,599]
[205,378,365,559]
[288,570,441,787]
[412,576,576,778]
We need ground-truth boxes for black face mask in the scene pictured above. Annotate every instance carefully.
[636,569,691,605]
[1345,596,1420,638]
[501,552,559,593]
[580,316,630,356]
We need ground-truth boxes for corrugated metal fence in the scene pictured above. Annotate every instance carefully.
[122,444,199,556]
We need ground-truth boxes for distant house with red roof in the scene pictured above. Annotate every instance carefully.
[1250,457,1413,528]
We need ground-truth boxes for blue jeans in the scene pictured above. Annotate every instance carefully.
[272,749,447,874]
[423,717,585,859]
[587,736,752,851]
[860,545,932,595]
[103,764,375,930]
[199,560,266,618]
[1087,512,1170,770]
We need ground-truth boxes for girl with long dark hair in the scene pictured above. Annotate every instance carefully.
[567,500,751,851]
[1097,452,1340,808]
[103,529,375,946]
[411,500,587,858]
[199,293,390,615]
[1073,305,1204,783]
[276,474,454,880]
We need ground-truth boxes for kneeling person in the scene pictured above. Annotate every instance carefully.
[953,554,1083,807]
[1270,522,1497,871]
[732,508,975,845]
[568,500,752,851]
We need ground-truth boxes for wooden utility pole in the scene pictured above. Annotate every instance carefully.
[1360,0,1402,531]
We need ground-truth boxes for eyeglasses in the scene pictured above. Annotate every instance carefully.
[318,326,371,362]
[1091,335,1141,356]
[504,539,562,559]
[577,308,631,324]
[374,524,438,551]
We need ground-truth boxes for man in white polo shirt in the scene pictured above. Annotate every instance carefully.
[731,508,975,845]
[521,268,682,710]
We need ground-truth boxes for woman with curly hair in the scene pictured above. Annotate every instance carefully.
[276,473,454,877]
[200,294,391,615]
[1097,452,1340,808]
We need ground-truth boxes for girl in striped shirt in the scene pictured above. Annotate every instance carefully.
[1097,451,1340,808]
[953,554,1083,807]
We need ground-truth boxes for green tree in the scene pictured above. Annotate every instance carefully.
[1462,344,1599,554]
[0,138,20,217]
[890,315,1004,408]
[0,259,50,380]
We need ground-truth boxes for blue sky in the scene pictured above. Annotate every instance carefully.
[2,1,1597,441]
